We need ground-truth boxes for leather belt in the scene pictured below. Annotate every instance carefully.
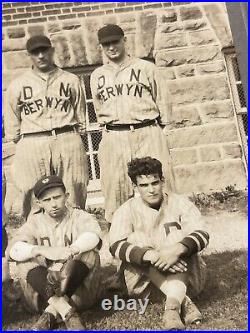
[22,125,77,138]
[104,118,159,131]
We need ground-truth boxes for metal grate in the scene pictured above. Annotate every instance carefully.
[66,66,102,190]
[225,52,248,169]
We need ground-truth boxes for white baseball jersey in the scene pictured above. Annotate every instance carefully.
[11,207,101,249]
[4,67,85,142]
[90,57,171,125]
[110,193,209,265]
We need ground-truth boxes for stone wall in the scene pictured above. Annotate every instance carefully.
[2,2,247,214]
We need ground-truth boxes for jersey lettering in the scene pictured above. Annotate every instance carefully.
[164,222,181,236]
[59,83,71,97]
[40,237,51,247]
[23,86,33,100]
[64,234,73,246]
[130,68,141,82]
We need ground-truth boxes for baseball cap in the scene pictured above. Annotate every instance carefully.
[26,35,52,53]
[98,24,124,44]
[33,175,66,199]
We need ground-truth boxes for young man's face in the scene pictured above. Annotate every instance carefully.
[28,47,55,72]
[38,187,68,219]
[135,174,164,208]
[100,38,126,62]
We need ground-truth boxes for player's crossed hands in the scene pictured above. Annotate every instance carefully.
[143,243,188,274]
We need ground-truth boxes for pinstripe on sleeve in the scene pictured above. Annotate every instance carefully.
[110,239,150,265]
[180,230,209,257]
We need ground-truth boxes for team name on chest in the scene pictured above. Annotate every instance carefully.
[21,82,73,115]
[97,68,152,102]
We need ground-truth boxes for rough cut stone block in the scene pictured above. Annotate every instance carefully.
[171,148,198,166]
[189,30,216,45]
[160,22,183,33]
[199,145,221,162]
[196,61,225,75]
[50,34,71,67]
[135,12,157,58]
[155,46,221,67]
[69,30,88,66]
[199,100,234,122]
[176,65,195,78]
[48,23,61,33]
[62,19,81,30]
[7,27,25,39]
[2,38,26,52]
[170,105,201,128]
[222,143,242,159]
[3,69,28,90]
[155,33,187,50]
[180,6,203,21]
[183,19,207,30]
[160,10,177,23]
[174,159,247,193]
[168,75,230,106]
[157,68,176,80]
[203,3,233,48]
[102,15,117,25]
[168,122,238,149]
[3,51,31,70]
[84,17,102,65]
[119,13,136,23]
[27,25,45,36]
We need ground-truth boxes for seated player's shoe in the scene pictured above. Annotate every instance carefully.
[64,309,86,330]
[32,311,57,331]
[162,297,185,331]
[181,296,202,325]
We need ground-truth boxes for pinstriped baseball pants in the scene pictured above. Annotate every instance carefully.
[11,132,88,219]
[98,124,176,222]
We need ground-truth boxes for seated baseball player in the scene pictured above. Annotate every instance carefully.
[109,157,209,330]
[7,175,102,331]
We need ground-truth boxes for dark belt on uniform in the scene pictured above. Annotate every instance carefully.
[21,125,77,138]
[104,118,159,131]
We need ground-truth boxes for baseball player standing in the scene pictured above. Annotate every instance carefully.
[90,24,175,223]
[109,157,209,330]
[7,175,102,330]
[4,35,88,219]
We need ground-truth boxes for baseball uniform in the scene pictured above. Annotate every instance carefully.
[8,207,102,312]
[109,193,209,297]
[4,67,88,218]
[90,58,175,222]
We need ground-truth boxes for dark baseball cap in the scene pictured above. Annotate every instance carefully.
[98,24,124,44]
[26,35,52,53]
[34,175,66,199]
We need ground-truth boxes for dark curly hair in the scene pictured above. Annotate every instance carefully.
[127,157,163,185]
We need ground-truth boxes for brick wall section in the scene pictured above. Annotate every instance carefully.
[2,2,247,214]
[2,2,177,26]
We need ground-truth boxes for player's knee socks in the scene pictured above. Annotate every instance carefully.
[27,266,54,301]
[61,260,89,297]
[148,267,187,305]
[164,279,187,305]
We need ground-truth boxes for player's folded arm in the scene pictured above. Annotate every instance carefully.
[70,231,101,253]
[110,238,151,266]
[179,230,210,257]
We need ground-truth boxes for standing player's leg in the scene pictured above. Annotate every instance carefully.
[98,130,134,222]
[51,133,88,210]
[11,137,51,219]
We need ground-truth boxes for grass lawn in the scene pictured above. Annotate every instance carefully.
[3,193,248,330]
[3,249,247,330]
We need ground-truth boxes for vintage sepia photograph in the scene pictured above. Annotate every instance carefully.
[2,1,247,331]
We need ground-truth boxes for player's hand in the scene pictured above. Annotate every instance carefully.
[154,243,188,272]
[143,249,160,264]
[32,246,75,261]
[166,259,188,273]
